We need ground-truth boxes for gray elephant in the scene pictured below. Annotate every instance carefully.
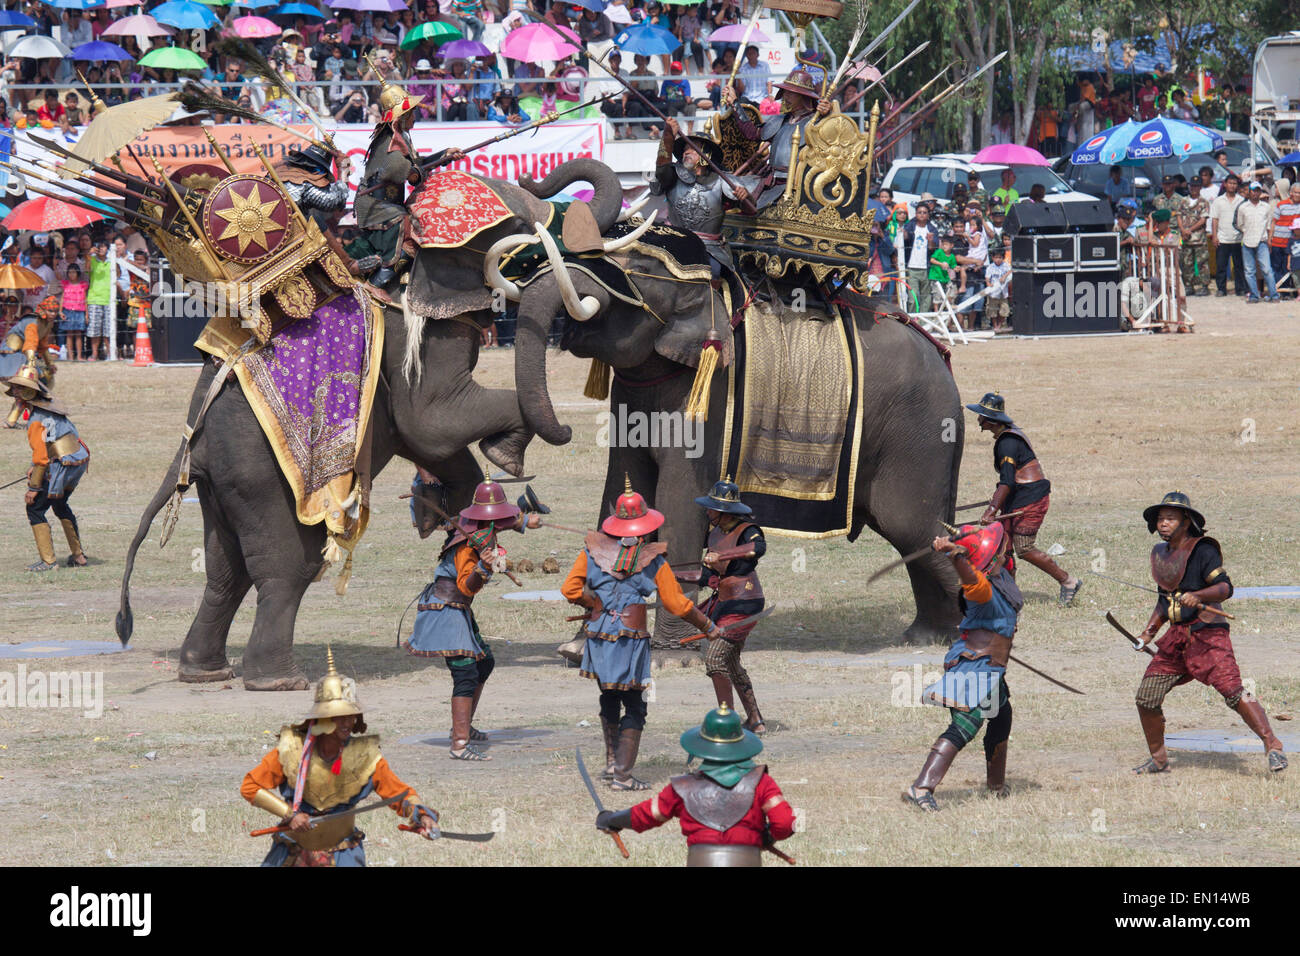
[511,255,964,644]
[116,160,626,690]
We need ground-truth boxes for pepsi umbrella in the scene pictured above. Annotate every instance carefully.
[151,0,221,29]
[1070,117,1225,167]
[0,11,37,28]
[70,40,134,61]
[612,22,678,57]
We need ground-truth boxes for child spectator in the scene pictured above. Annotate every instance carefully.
[61,264,88,361]
[929,232,958,308]
[984,245,1012,333]
[85,241,112,362]
[128,251,151,332]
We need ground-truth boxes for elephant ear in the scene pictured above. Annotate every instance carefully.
[405,246,496,321]
[560,201,604,254]
[653,289,735,370]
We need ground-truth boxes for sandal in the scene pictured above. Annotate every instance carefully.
[1267,750,1287,772]
[902,786,940,812]
[450,745,491,761]
[1132,757,1169,774]
[66,554,88,568]
[26,560,58,572]
[609,775,651,791]
[449,726,489,742]
[745,721,767,736]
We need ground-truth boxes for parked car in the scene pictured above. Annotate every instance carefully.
[880,154,1098,214]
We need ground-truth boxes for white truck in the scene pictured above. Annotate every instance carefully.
[1251,32,1300,164]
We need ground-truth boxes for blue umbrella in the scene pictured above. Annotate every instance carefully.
[40,0,105,9]
[0,10,37,27]
[233,0,280,7]
[270,3,326,18]
[613,22,679,57]
[152,0,221,29]
[1278,151,1300,166]
[71,40,134,62]
[1071,117,1225,167]
[565,0,607,11]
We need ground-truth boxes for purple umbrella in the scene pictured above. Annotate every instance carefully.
[327,0,405,10]
[71,40,135,61]
[437,39,492,60]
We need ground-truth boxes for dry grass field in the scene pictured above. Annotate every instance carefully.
[1,297,1297,867]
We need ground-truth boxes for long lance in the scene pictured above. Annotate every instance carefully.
[1007,653,1085,695]
[1,474,31,491]
[27,134,161,195]
[878,52,1007,154]
[842,40,931,110]
[726,0,767,90]
[877,63,954,128]
[578,747,630,859]
[0,162,168,231]
[411,494,524,586]
[537,18,758,215]
[11,156,159,209]
[1105,611,1157,656]
[830,0,924,96]
[1087,569,1234,620]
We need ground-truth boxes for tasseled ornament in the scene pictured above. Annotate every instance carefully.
[322,536,344,566]
[684,331,723,421]
[333,550,354,596]
[583,358,611,400]
[331,756,343,775]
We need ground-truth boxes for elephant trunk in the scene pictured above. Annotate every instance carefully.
[514,280,572,446]
[518,158,623,233]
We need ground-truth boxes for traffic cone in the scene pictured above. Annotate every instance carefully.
[132,310,154,367]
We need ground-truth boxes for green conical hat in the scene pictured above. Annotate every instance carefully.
[679,702,763,763]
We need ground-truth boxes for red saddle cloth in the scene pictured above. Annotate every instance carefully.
[409,170,513,249]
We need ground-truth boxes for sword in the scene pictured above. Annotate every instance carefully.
[862,513,1029,587]
[955,499,992,512]
[1087,570,1235,620]
[1106,611,1156,656]
[398,823,496,842]
[762,834,797,865]
[1006,653,1085,695]
[577,747,630,859]
[416,496,523,586]
[249,789,410,837]
[678,606,775,645]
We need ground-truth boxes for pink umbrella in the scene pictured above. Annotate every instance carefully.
[106,0,142,7]
[708,24,771,44]
[845,61,881,82]
[973,143,1049,166]
[230,15,280,38]
[103,14,176,38]
[499,22,580,63]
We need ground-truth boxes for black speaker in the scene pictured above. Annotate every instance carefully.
[152,311,206,363]
[1003,202,1067,236]
[1077,234,1121,270]
[1011,268,1124,334]
[1061,199,1114,232]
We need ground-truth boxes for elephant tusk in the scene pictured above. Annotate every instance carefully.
[534,220,599,322]
[482,232,537,302]
[617,190,651,223]
[602,209,658,253]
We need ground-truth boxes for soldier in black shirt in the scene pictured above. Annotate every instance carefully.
[966,393,1082,605]
[1131,492,1286,774]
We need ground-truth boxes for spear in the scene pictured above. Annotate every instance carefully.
[0,161,169,231]
[828,0,923,98]
[841,40,931,111]
[878,52,1007,154]
[27,135,164,197]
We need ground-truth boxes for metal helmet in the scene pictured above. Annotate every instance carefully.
[601,474,665,537]
[964,391,1013,424]
[951,522,1006,572]
[772,69,819,101]
[693,475,752,516]
[304,647,363,722]
[459,467,522,523]
[370,55,424,124]
[679,702,763,762]
[1142,490,1206,535]
[4,363,50,401]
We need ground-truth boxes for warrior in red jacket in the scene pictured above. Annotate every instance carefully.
[595,702,796,866]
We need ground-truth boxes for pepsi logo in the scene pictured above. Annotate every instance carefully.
[1138,130,1163,144]
[1085,135,1107,149]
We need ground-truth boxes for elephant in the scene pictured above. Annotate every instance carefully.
[116,159,627,690]
[511,255,965,645]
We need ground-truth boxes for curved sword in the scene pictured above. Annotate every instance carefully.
[577,747,629,859]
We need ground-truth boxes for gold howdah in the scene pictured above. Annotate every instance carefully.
[723,102,880,285]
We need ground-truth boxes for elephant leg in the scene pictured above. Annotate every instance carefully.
[178,484,252,682]
[241,575,314,691]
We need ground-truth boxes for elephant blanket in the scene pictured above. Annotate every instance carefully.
[720,299,864,538]
[195,288,385,586]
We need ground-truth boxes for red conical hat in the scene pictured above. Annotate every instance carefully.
[601,474,664,538]
[952,522,1006,571]
[459,468,522,523]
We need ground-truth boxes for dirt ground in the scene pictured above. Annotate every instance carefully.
[1,297,1297,867]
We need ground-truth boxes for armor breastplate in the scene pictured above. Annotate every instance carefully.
[765,115,808,172]
[997,427,1045,483]
[668,171,726,237]
[432,549,476,606]
[708,522,764,603]
[1151,536,1225,624]
[275,729,383,851]
[670,766,764,832]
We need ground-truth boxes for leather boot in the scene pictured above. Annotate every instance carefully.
[60,518,86,567]
[599,717,619,780]
[1134,706,1168,772]
[710,673,735,710]
[1235,698,1287,772]
[449,696,489,760]
[468,682,488,741]
[736,682,766,735]
[28,522,57,571]
[903,739,959,811]
[611,727,650,790]
[985,741,1009,797]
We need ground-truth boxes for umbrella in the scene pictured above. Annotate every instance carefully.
[39,0,105,9]
[106,0,142,6]
[139,46,209,71]
[843,61,880,82]
[103,14,175,37]
[603,3,631,24]
[499,22,579,63]
[3,197,103,230]
[564,0,606,11]
[399,20,461,51]
[0,263,47,290]
[71,40,135,62]
[59,93,182,176]
[0,11,36,27]
[269,2,326,18]
[328,0,404,9]
[1070,117,1225,166]
[232,0,279,7]
[973,143,1049,167]
[151,0,221,29]
[230,14,280,37]
[1277,151,1300,166]
[9,35,72,59]
[436,39,492,60]
[612,23,678,57]
[198,0,235,5]
[709,24,771,44]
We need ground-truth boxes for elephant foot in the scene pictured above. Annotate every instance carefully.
[243,672,311,692]
[902,619,958,646]
[479,427,533,477]
[178,662,237,683]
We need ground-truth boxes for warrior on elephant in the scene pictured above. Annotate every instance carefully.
[723,69,831,210]
[273,143,378,282]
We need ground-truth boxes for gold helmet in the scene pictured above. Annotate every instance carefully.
[367,54,424,125]
[304,647,364,722]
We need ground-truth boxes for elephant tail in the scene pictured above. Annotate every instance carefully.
[116,440,188,647]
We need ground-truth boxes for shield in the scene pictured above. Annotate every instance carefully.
[202,175,291,264]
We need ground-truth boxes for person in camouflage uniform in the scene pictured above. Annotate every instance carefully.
[1178,179,1211,296]
[966,170,989,213]
[1151,174,1189,221]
